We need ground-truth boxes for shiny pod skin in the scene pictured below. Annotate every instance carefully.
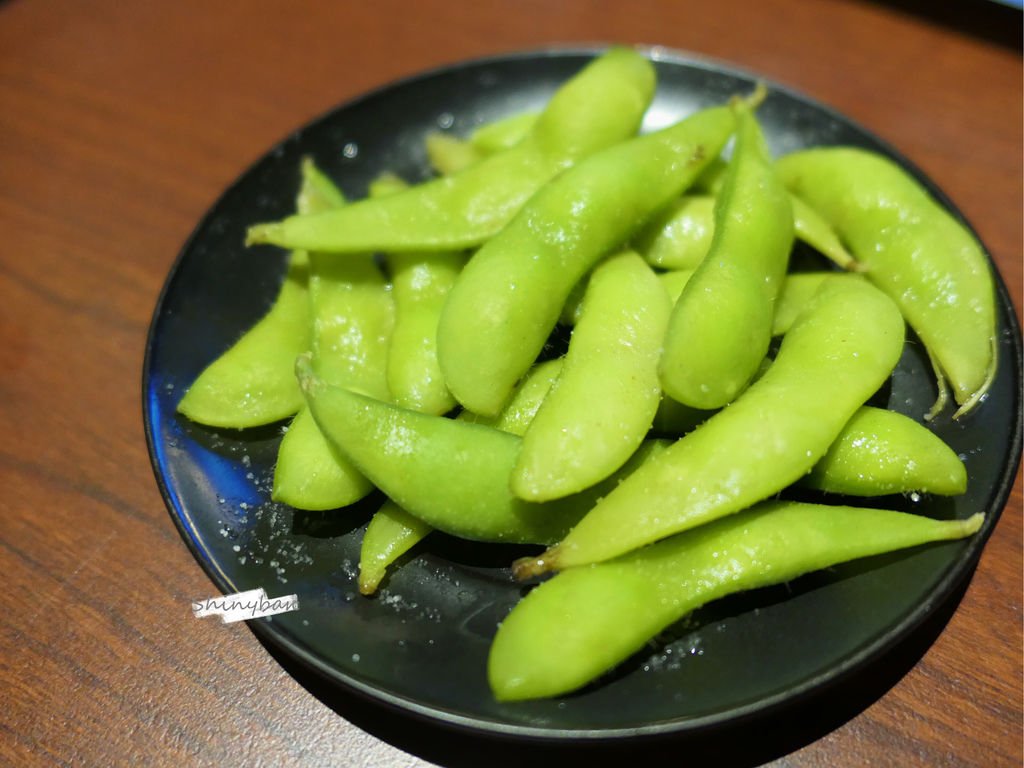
[659,104,793,410]
[512,251,671,501]
[803,405,967,496]
[438,102,736,416]
[776,147,998,418]
[490,501,983,701]
[245,47,656,253]
[514,276,905,576]
[298,354,668,544]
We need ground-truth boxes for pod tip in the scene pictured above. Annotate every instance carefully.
[512,549,558,581]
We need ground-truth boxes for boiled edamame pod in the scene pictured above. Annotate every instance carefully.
[491,501,983,701]
[632,194,716,270]
[514,277,905,576]
[803,405,967,496]
[246,47,656,253]
[358,501,434,595]
[659,103,793,409]
[438,102,736,416]
[512,251,671,501]
[776,147,998,418]
[298,354,668,544]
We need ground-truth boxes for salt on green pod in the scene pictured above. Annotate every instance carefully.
[659,103,794,410]
[512,251,671,501]
[245,47,656,253]
[459,358,564,436]
[804,405,967,496]
[425,132,483,176]
[633,195,716,270]
[491,500,983,701]
[358,501,434,595]
[514,277,905,577]
[272,163,394,511]
[359,357,565,594]
[470,111,540,154]
[298,354,667,544]
[438,101,737,416]
[176,161,334,427]
[776,147,998,418]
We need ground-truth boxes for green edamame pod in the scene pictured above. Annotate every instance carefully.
[272,165,394,510]
[515,277,905,576]
[776,147,998,418]
[659,104,793,410]
[490,500,983,701]
[633,195,716,270]
[425,132,482,176]
[439,102,737,416]
[789,194,859,270]
[470,111,539,154]
[358,501,434,595]
[512,251,671,501]
[459,358,564,436]
[246,47,656,253]
[176,163,330,428]
[176,252,310,428]
[298,354,667,544]
[359,358,566,594]
[804,405,966,496]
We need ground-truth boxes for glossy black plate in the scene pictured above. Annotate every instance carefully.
[143,47,1022,740]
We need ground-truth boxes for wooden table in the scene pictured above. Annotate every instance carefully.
[2,1,1020,765]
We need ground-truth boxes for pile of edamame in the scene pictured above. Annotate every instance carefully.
[178,47,996,701]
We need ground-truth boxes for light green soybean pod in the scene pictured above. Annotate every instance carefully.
[470,111,539,154]
[659,104,793,410]
[803,405,967,496]
[632,195,717,270]
[359,358,565,594]
[272,164,394,511]
[424,132,483,176]
[246,48,655,253]
[776,147,998,418]
[298,354,667,544]
[490,501,983,701]
[438,102,736,416]
[514,277,905,577]
[512,251,671,501]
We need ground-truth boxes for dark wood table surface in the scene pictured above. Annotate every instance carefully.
[1,0,1020,765]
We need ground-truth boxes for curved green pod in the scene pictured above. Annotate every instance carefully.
[438,102,736,416]
[245,47,656,253]
[512,251,671,501]
[424,132,483,176]
[359,358,565,594]
[176,251,310,428]
[358,501,434,595]
[490,501,983,701]
[633,194,716,270]
[514,277,905,577]
[659,104,793,410]
[804,406,967,496]
[470,111,539,154]
[272,164,394,510]
[776,147,998,418]
[298,354,666,544]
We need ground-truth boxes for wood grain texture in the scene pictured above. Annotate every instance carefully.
[0,0,1019,765]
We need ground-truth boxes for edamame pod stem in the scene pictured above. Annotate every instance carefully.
[359,358,566,594]
[803,405,967,496]
[490,501,983,701]
[298,354,667,544]
[514,277,905,577]
[439,102,737,416]
[775,147,998,418]
[660,104,793,410]
[245,48,655,252]
[512,251,671,501]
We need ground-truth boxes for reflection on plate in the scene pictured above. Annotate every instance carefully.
[142,47,1022,739]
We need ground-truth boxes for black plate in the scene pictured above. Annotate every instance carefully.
[142,47,1022,740]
